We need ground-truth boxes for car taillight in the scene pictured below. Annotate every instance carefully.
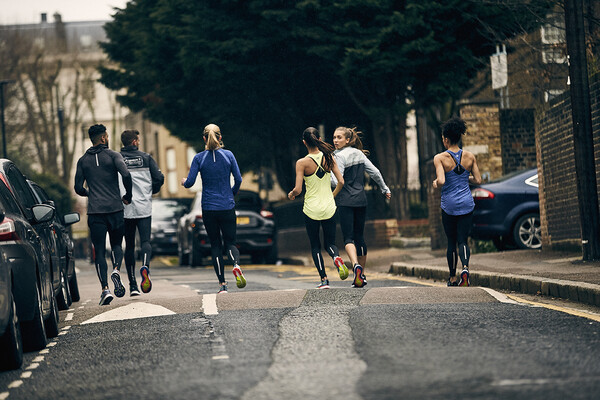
[260,210,274,218]
[471,188,495,200]
[0,218,19,241]
[191,214,203,228]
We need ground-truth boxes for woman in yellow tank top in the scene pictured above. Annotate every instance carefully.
[288,127,349,288]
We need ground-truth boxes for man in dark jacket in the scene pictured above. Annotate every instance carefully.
[74,124,133,305]
[119,130,164,295]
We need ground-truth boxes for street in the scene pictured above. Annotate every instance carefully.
[1,258,599,400]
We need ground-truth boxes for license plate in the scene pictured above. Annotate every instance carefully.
[237,217,250,225]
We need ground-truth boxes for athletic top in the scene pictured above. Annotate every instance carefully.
[74,144,132,215]
[332,146,390,207]
[440,149,474,216]
[119,145,165,219]
[303,152,336,220]
[183,148,242,211]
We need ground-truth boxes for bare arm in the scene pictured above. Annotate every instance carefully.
[469,155,482,185]
[331,159,344,197]
[432,154,446,189]
[288,159,306,200]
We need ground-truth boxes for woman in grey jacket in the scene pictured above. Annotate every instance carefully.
[331,126,391,288]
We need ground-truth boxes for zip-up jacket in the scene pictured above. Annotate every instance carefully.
[74,144,132,214]
[332,146,390,207]
[183,148,242,211]
[119,145,165,219]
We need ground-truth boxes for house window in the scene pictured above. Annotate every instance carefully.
[166,147,177,194]
[541,16,565,44]
[545,90,564,103]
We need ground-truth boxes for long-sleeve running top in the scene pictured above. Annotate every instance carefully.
[182,148,242,211]
[74,144,132,214]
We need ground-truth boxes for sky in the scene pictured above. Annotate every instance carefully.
[1,0,130,25]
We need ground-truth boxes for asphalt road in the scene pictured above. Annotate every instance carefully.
[1,259,599,400]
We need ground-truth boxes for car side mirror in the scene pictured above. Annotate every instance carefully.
[31,204,55,224]
[63,212,80,226]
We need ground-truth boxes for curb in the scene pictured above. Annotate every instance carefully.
[389,262,600,307]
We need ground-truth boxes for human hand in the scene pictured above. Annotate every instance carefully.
[288,191,295,200]
[181,178,186,186]
[385,192,391,200]
[432,179,438,189]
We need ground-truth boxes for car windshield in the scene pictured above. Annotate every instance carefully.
[152,200,189,220]
[489,169,537,183]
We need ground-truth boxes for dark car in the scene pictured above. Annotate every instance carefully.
[28,180,81,302]
[151,198,192,256]
[0,177,59,359]
[177,190,277,266]
[0,247,22,370]
[0,159,70,311]
[471,168,541,250]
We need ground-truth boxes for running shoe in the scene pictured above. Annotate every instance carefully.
[232,264,247,288]
[333,256,349,280]
[447,277,458,287]
[140,266,152,293]
[218,283,228,294]
[351,264,367,288]
[99,289,114,306]
[130,284,141,296]
[458,268,470,287]
[111,270,126,298]
[317,279,330,289]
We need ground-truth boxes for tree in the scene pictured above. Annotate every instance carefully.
[100,0,552,218]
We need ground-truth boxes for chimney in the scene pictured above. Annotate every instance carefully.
[41,13,47,23]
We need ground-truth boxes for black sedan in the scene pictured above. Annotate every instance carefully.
[151,198,192,256]
[471,168,541,250]
[177,190,277,266]
[0,177,59,365]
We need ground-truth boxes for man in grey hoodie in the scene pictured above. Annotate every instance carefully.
[119,129,164,295]
[74,124,133,305]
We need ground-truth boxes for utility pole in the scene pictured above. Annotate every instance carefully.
[564,0,600,260]
[0,80,15,159]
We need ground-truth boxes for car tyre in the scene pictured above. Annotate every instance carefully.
[0,292,23,371]
[512,213,542,249]
[56,268,71,310]
[44,291,60,339]
[21,280,48,351]
[69,268,80,302]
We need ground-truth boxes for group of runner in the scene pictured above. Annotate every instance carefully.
[75,117,481,304]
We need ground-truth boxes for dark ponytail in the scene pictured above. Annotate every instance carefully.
[303,127,335,172]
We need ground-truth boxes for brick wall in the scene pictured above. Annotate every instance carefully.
[535,73,600,250]
[500,109,538,174]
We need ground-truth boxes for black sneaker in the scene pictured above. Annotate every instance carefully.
[317,279,330,289]
[447,277,458,287]
[130,284,141,296]
[218,283,228,294]
[99,289,114,306]
[111,270,126,297]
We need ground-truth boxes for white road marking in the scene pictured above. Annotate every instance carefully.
[39,349,49,354]
[58,331,68,336]
[20,371,32,379]
[7,381,22,389]
[32,356,44,363]
[26,363,39,370]
[61,326,71,331]
[81,302,175,324]
[202,294,218,315]
[211,355,229,360]
[180,284,190,288]
[480,287,521,304]
[494,378,552,386]
[47,342,57,347]
[0,392,9,400]
[78,306,85,309]
[65,313,74,321]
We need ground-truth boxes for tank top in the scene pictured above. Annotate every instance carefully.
[303,152,337,220]
[440,149,475,216]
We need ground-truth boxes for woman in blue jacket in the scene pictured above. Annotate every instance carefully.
[181,124,246,293]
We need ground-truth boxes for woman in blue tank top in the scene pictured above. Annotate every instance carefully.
[433,117,482,286]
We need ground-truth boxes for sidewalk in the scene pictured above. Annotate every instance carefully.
[281,246,600,307]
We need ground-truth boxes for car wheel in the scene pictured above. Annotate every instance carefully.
[69,268,80,302]
[44,291,60,339]
[178,237,189,266]
[512,213,542,249]
[0,292,23,370]
[21,280,48,351]
[56,269,71,310]
[251,252,263,264]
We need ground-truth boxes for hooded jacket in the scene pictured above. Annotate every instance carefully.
[74,144,133,214]
[119,145,165,219]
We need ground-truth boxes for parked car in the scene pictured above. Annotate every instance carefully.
[177,190,277,266]
[0,177,59,359]
[27,180,81,302]
[151,198,192,256]
[0,159,70,311]
[471,168,541,250]
[0,247,22,370]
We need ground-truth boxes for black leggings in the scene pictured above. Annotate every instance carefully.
[338,206,367,256]
[304,213,339,280]
[88,211,124,289]
[124,216,152,285]
[203,209,240,284]
[441,210,473,277]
